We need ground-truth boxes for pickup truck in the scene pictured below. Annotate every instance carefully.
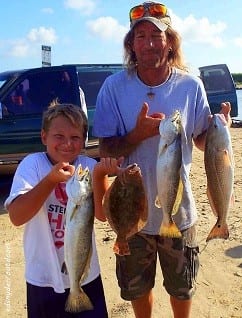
[0,63,238,175]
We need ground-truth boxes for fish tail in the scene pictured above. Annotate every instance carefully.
[61,262,68,274]
[206,222,229,242]
[113,239,131,256]
[65,289,93,313]
[159,221,182,238]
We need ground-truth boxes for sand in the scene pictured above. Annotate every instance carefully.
[0,127,241,318]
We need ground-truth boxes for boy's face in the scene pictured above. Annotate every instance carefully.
[41,115,84,164]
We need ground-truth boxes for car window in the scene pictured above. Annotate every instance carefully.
[78,71,113,107]
[200,65,234,94]
[2,79,30,115]
[1,70,77,117]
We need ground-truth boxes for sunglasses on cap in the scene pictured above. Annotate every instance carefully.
[129,2,168,22]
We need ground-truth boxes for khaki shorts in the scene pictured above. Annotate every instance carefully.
[115,226,199,301]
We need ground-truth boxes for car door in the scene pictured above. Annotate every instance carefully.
[199,64,238,117]
[0,66,79,159]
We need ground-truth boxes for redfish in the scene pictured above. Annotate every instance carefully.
[205,113,234,242]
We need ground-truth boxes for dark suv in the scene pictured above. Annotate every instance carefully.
[0,64,123,174]
[0,63,237,174]
[199,64,238,117]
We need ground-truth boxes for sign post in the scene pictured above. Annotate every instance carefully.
[41,45,51,67]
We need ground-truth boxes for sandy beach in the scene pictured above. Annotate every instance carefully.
[0,127,241,318]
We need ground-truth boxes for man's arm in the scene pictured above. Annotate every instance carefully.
[193,102,232,152]
[99,102,164,157]
[193,130,207,151]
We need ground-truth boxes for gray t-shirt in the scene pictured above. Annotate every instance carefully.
[93,68,210,234]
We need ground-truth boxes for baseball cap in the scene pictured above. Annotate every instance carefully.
[129,2,171,31]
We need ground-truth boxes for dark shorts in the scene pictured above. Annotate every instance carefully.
[116,226,199,301]
[26,275,108,318]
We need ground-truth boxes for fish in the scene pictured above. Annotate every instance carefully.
[103,163,148,256]
[204,113,234,242]
[62,164,94,313]
[155,110,183,238]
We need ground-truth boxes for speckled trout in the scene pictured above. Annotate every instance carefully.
[156,110,183,238]
[63,164,94,312]
[205,113,234,242]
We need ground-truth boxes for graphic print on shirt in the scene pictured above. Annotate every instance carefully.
[48,183,68,249]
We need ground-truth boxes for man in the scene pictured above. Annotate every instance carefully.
[93,2,231,317]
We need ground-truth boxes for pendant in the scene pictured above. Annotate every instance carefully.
[147,89,155,100]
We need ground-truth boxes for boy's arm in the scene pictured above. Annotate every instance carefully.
[93,157,123,222]
[8,162,75,226]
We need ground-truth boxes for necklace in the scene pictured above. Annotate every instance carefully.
[146,67,172,100]
[147,87,155,100]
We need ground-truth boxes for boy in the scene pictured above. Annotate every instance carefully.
[4,103,120,318]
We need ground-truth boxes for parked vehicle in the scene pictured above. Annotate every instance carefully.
[199,64,238,117]
[0,64,122,174]
[0,63,237,174]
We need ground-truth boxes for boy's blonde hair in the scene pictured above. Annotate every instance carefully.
[42,102,88,140]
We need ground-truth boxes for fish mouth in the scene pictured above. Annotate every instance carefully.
[117,163,141,185]
[171,110,182,132]
[75,165,89,179]
[77,165,83,175]
[127,163,140,174]
[126,163,141,175]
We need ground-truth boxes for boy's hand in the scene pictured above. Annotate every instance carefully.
[97,157,124,176]
[48,162,75,183]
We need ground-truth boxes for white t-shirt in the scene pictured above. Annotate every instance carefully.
[93,68,211,234]
[4,152,100,293]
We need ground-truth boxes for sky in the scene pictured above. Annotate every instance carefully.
[0,0,242,75]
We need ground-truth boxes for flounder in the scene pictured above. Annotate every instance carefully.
[103,163,148,256]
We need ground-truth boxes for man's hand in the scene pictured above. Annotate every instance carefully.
[129,102,165,144]
[220,101,232,126]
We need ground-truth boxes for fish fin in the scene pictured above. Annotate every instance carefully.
[230,193,235,207]
[61,262,68,274]
[159,214,182,238]
[80,247,93,282]
[172,177,183,215]
[70,206,78,221]
[159,222,182,238]
[223,149,233,166]
[206,222,229,242]
[180,120,187,144]
[155,196,162,208]
[113,238,130,256]
[136,217,148,233]
[65,289,93,313]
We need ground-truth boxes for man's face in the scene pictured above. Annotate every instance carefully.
[132,21,170,69]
